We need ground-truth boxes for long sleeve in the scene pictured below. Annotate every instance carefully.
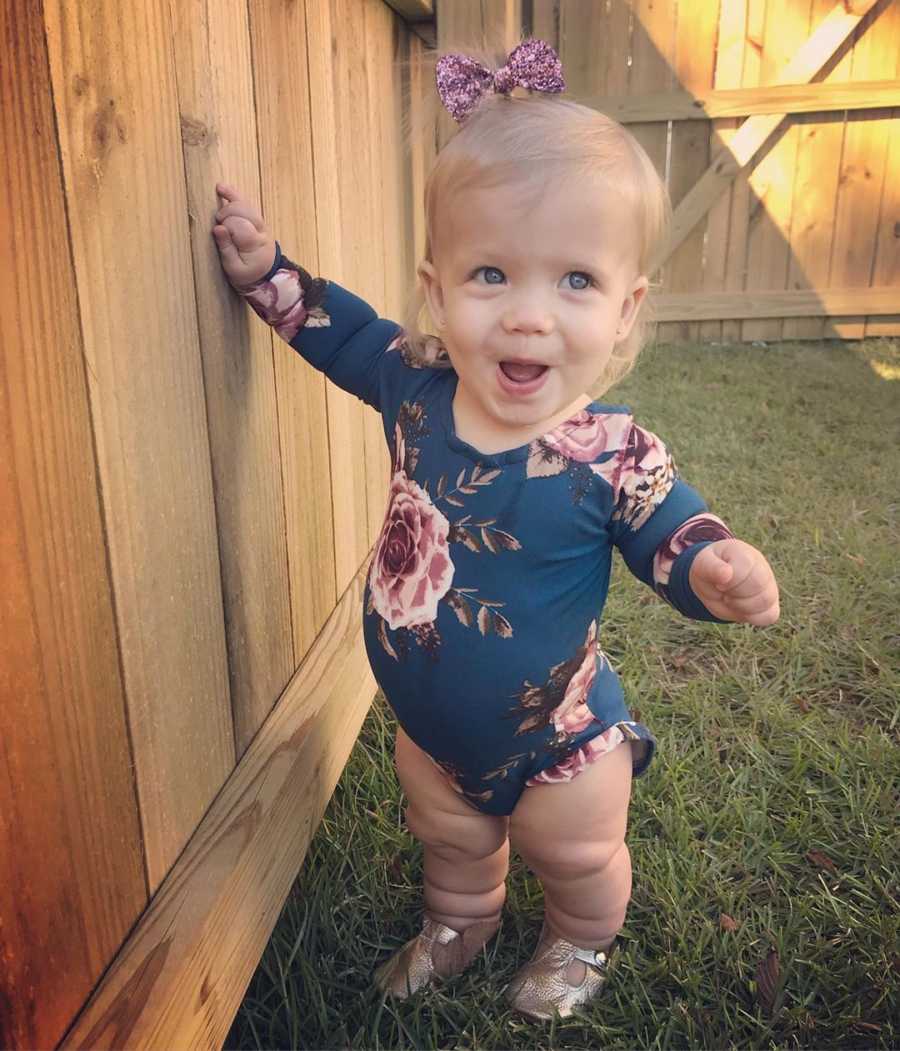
[235,241,402,413]
[610,422,735,622]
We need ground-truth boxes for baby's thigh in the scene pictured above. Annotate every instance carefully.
[394,727,508,857]
[509,740,633,872]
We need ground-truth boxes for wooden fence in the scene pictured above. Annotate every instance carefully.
[2,0,897,1048]
[1,0,432,1045]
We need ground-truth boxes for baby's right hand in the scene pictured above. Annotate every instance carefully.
[212,183,277,287]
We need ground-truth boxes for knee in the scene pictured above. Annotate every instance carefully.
[406,801,508,861]
[513,830,628,881]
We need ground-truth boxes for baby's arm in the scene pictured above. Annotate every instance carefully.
[612,423,779,626]
[211,183,403,411]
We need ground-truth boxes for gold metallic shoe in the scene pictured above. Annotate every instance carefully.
[505,923,616,1020]
[374,916,500,1000]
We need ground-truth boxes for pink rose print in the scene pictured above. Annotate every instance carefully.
[368,432,455,630]
[614,424,676,530]
[526,724,627,785]
[526,410,631,483]
[543,410,613,462]
[653,513,734,587]
[550,622,601,735]
[239,264,331,341]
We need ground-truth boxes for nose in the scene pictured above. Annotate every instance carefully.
[500,292,554,336]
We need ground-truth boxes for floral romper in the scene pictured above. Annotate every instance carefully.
[238,244,734,816]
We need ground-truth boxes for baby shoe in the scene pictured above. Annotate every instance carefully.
[505,922,617,1020]
[374,915,500,999]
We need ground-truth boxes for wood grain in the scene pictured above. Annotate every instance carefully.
[741,0,814,343]
[698,0,746,346]
[586,80,900,122]
[0,2,146,1046]
[60,565,376,1051]
[654,286,899,321]
[627,0,678,342]
[829,0,900,338]
[305,0,373,591]
[662,0,718,345]
[43,0,234,888]
[248,0,339,679]
[172,0,295,758]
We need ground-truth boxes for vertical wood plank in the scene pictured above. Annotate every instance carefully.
[867,89,900,336]
[364,0,406,543]
[721,0,765,343]
[305,0,372,592]
[698,0,747,346]
[781,0,841,341]
[248,0,339,678]
[663,0,719,345]
[628,0,678,342]
[172,0,296,756]
[531,0,558,44]
[827,0,900,338]
[408,31,435,267]
[560,0,631,98]
[43,0,234,888]
[741,0,814,344]
[1,2,146,1046]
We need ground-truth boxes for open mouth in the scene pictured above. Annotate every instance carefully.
[496,360,550,396]
[499,361,548,383]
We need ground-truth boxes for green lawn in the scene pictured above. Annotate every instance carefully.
[227,339,899,1050]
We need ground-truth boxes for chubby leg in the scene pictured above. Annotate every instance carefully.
[374,727,509,997]
[394,726,509,929]
[505,741,634,1016]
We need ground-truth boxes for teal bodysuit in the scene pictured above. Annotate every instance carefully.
[238,244,734,815]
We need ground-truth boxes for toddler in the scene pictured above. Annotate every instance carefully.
[212,39,779,1021]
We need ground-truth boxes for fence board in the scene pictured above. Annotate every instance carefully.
[0,5,146,1046]
[625,0,676,341]
[364,0,396,545]
[560,0,631,97]
[782,0,841,341]
[828,0,900,338]
[698,0,744,345]
[173,0,295,757]
[663,0,718,345]
[867,88,900,336]
[250,0,339,669]
[589,80,900,121]
[743,0,817,344]
[305,0,370,592]
[43,0,234,887]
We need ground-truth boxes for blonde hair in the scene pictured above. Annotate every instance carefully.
[400,42,671,395]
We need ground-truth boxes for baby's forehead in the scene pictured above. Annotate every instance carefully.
[435,175,640,266]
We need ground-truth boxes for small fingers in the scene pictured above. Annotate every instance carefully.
[215,201,266,228]
[215,182,242,202]
[718,589,779,618]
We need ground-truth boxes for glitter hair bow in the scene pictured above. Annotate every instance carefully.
[435,38,566,124]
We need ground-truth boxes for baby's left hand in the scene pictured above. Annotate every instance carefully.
[689,539,780,626]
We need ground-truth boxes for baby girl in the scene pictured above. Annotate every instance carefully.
[212,40,779,1021]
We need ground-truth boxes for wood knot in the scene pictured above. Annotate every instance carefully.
[180,115,215,147]
[91,99,127,158]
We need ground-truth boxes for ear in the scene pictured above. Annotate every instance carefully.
[616,275,649,342]
[418,259,446,328]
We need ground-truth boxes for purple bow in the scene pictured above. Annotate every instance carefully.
[436,39,566,124]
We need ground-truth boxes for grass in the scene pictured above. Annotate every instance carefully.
[227,339,899,1050]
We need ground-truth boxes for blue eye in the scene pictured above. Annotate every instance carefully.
[475,266,505,284]
[565,271,593,290]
